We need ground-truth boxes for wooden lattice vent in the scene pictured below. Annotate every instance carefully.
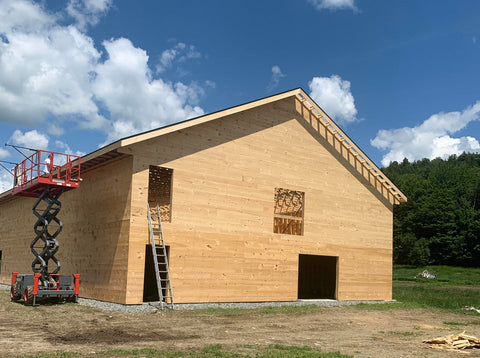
[148,166,173,222]
[274,188,304,236]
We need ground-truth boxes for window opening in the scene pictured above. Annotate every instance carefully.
[148,166,173,222]
[273,188,304,235]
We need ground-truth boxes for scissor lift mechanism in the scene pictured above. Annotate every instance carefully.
[9,149,81,305]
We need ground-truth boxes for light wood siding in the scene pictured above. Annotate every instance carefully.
[124,97,393,304]
[0,95,394,304]
[0,156,133,304]
[0,196,36,283]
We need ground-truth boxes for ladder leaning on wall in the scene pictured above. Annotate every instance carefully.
[147,203,174,309]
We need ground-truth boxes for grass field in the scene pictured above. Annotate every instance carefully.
[391,265,480,314]
[99,345,352,358]
[6,265,480,358]
[393,265,480,285]
[19,345,352,358]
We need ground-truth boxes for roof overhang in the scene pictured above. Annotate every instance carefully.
[1,88,407,205]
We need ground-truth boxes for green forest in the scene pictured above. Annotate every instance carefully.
[382,153,480,267]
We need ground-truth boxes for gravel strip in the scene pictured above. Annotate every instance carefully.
[77,297,159,313]
[77,298,396,312]
[1,282,395,312]
[174,299,394,310]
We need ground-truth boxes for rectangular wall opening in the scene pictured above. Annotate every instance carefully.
[148,165,173,222]
[298,254,337,299]
[273,188,304,235]
[143,244,170,302]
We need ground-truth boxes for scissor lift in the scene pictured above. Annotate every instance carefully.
[10,150,81,305]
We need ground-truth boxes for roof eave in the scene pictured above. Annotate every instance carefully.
[78,87,407,204]
[294,88,407,204]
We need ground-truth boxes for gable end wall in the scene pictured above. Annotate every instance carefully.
[124,97,393,304]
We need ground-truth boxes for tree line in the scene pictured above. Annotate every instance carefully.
[382,153,480,267]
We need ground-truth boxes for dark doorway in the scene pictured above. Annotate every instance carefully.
[298,254,337,299]
[143,244,170,302]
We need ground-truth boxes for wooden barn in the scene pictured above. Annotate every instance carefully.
[0,88,407,305]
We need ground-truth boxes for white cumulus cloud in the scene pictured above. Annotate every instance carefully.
[371,101,480,166]
[267,65,285,91]
[307,0,357,11]
[9,130,49,150]
[0,1,104,127]
[93,38,204,145]
[48,123,66,136]
[0,0,54,34]
[0,171,13,193]
[0,147,9,159]
[157,42,202,73]
[0,148,13,193]
[0,0,207,148]
[67,0,112,30]
[308,75,359,125]
[55,140,86,156]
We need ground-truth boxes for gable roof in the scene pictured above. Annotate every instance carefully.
[80,89,304,171]
[1,88,407,205]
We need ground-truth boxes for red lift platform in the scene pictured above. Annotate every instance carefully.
[12,150,81,197]
[10,150,82,305]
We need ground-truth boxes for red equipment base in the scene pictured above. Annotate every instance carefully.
[10,272,80,305]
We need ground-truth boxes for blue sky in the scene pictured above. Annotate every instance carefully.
[1,0,480,191]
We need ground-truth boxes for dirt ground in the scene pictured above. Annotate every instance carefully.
[1,291,479,358]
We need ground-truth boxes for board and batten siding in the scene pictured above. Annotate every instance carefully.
[123,96,393,304]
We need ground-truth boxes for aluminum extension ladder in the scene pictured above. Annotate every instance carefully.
[147,203,174,309]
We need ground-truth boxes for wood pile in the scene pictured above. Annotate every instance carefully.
[424,332,480,351]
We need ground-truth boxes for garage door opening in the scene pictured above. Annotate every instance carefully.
[143,244,170,302]
[298,254,337,299]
